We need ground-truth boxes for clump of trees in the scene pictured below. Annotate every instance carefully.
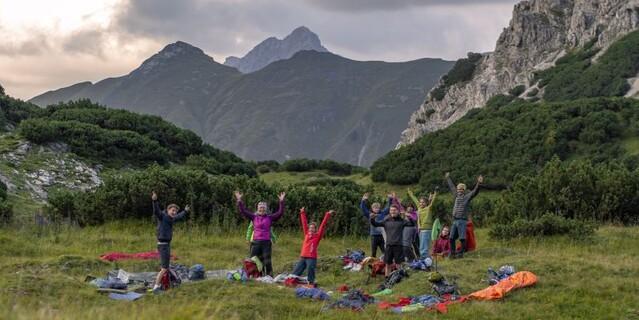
[256,158,365,176]
[46,165,368,235]
[431,52,483,101]
[537,30,639,101]
[0,181,11,225]
[372,97,636,189]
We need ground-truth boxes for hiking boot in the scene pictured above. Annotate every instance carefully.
[152,287,163,295]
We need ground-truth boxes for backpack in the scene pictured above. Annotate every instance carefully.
[243,259,262,278]
[379,268,409,290]
[370,261,386,278]
[160,269,181,290]
[188,264,205,281]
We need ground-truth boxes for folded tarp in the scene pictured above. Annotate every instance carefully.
[99,251,177,262]
[108,292,144,301]
[468,271,537,301]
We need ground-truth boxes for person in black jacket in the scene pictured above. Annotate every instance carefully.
[151,191,189,292]
[370,204,415,277]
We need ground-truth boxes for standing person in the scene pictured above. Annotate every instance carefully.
[391,195,418,262]
[445,173,483,258]
[370,204,415,277]
[291,207,333,285]
[235,191,286,276]
[432,226,451,257]
[408,188,437,259]
[246,222,277,255]
[151,191,189,293]
[360,193,392,257]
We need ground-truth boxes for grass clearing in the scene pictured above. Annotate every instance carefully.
[1,223,638,319]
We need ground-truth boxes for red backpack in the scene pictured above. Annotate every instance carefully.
[370,261,386,278]
[243,259,262,278]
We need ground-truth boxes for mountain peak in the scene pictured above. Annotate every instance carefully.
[133,41,213,75]
[224,26,329,73]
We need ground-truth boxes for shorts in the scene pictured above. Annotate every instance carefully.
[451,219,467,240]
[384,245,404,265]
[158,242,171,269]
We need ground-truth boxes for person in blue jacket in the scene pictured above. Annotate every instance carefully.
[360,192,392,257]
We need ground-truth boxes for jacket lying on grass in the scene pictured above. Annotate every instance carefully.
[153,200,187,242]
[370,215,416,246]
[237,200,285,241]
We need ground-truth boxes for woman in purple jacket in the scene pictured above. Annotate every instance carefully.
[235,191,286,276]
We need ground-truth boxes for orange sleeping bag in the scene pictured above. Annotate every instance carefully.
[468,271,538,300]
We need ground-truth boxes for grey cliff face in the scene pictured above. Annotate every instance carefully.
[399,0,639,147]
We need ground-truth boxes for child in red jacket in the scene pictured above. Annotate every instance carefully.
[432,226,451,257]
[291,207,333,285]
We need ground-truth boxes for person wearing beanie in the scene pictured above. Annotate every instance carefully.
[445,173,483,258]
[235,191,286,276]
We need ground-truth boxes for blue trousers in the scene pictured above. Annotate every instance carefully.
[292,257,317,283]
[418,230,432,258]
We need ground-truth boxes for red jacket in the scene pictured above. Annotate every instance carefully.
[299,209,331,259]
[433,234,451,256]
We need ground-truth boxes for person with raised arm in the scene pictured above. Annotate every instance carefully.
[291,207,333,285]
[360,192,392,257]
[407,188,438,259]
[151,191,189,293]
[235,191,286,276]
[445,173,483,258]
[370,204,415,277]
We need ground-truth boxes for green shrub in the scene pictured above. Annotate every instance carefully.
[508,85,526,97]
[489,213,596,239]
[431,52,483,101]
[372,97,638,187]
[538,30,639,101]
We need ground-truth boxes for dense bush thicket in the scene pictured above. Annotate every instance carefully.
[537,30,639,101]
[489,158,639,238]
[1,97,255,174]
[46,166,371,235]
[430,52,483,101]
[256,158,364,176]
[371,97,638,188]
[0,181,12,224]
[0,95,44,130]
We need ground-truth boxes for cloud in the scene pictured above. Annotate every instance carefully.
[303,0,519,12]
[0,0,519,99]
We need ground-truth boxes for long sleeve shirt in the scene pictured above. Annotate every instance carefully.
[360,197,391,236]
[299,209,331,259]
[408,190,437,230]
[447,177,479,220]
[153,200,187,242]
[370,215,415,246]
[237,200,285,241]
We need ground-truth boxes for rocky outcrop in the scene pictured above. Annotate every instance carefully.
[399,0,639,146]
[224,26,329,73]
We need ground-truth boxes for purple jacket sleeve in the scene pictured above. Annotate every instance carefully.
[270,200,285,221]
[237,200,255,220]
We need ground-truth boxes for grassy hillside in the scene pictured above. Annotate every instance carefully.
[372,97,638,188]
[0,223,637,319]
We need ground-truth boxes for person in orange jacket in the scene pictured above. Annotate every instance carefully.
[291,207,333,285]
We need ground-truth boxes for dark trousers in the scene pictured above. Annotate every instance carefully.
[292,257,317,283]
[250,240,273,276]
[371,234,385,257]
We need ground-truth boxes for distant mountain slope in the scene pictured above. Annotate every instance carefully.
[224,26,329,73]
[31,42,453,166]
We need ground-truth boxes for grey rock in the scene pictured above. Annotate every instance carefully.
[399,0,639,146]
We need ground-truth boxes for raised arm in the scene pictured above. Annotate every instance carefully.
[360,193,371,218]
[379,195,393,216]
[427,191,438,209]
[173,206,188,222]
[318,210,332,238]
[299,207,309,234]
[467,175,483,200]
[407,189,419,208]
[151,192,162,220]
[391,196,405,213]
[271,192,286,221]
[235,191,255,220]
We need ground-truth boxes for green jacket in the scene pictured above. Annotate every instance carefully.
[408,190,437,230]
[246,221,277,243]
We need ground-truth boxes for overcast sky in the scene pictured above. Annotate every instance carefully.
[0,0,519,100]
